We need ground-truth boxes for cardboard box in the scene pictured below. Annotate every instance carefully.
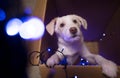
[40,65,120,78]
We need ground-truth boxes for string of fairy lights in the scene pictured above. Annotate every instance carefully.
[29,48,89,78]
[29,48,90,66]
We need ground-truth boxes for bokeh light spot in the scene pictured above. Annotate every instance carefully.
[6,18,22,36]
[19,17,45,40]
[0,8,6,21]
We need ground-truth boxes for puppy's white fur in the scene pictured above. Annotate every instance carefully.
[46,14,118,78]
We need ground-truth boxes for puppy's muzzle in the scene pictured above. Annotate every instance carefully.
[69,27,77,35]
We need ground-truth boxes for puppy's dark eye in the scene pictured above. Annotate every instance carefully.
[73,19,77,24]
[60,23,65,27]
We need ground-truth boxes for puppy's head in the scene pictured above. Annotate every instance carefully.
[46,14,87,42]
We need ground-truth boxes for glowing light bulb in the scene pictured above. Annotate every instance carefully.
[82,63,85,66]
[74,75,78,78]
[6,18,22,36]
[103,33,106,36]
[81,58,84,61]
[47,48,51,52]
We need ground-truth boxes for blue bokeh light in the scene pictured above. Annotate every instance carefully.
[24,7,32,15]
[47,48,51,52]
[0,8,6,21]
[6,18,22,36]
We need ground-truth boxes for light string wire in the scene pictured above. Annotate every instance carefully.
[28,48,68,78]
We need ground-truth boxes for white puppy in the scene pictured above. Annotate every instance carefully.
[46,14,118,78]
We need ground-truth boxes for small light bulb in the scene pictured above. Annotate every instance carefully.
[47,48,51,52]
[86,60,89,63]
[82,63,85,66]
[103,33,106,36]
[74,75,78,78]
[81,58,83,61]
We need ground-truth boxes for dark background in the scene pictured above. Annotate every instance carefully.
[0,0,27,78]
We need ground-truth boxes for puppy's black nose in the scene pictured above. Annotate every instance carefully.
[69,27,77,34]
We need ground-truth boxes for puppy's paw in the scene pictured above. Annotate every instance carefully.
[46,54,60,68]
[102,60,118,78]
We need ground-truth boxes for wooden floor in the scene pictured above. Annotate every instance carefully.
[39,65,120,78]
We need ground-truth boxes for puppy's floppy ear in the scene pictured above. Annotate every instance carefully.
[80,18,87,30]
[72,14,87,29]
[46,18,57,35]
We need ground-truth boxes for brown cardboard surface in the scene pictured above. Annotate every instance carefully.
[39,64,120,78]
